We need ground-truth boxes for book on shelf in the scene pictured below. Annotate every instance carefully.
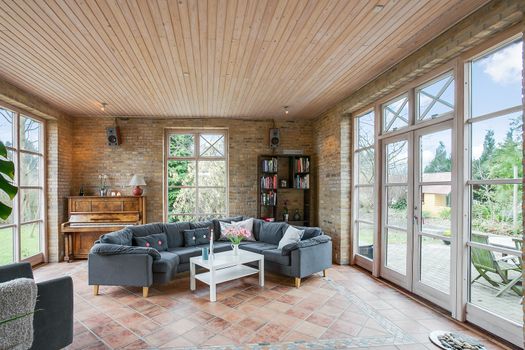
[294,174,309,189]
[260,191,277,206]
[295,157,310,173]
[262,157,278,172]
[260,174,278,189]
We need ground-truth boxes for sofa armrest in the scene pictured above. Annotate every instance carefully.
[290,240,332,278]
[90,243,161,260]
[281,235,331,256]
[88,253,153,287]
[0,262,34,282]
[32,276,73,350]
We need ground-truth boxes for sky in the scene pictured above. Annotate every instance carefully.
[470,39,523,159]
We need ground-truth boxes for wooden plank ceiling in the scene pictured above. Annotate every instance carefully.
[0,0,489,119]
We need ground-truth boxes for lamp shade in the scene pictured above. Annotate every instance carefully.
[129,175,146,187]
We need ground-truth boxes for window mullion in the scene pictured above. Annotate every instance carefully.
[195,133,200,218]
[14,112,20,262]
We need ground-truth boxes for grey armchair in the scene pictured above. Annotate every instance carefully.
[0,262,74,350]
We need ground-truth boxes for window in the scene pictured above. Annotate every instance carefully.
[416,72,454,122]
[353,111,375,259]
[0,107,45,265]
[382,94,409,133]
[466,38,523,325]
[166,131,228,222]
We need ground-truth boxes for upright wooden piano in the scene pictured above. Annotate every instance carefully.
[61,196,146,261]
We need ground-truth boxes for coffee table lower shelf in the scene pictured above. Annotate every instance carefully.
[195,265,259,285]
[190,251,265,302]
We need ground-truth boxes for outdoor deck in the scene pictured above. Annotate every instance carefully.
[386,243,522,324]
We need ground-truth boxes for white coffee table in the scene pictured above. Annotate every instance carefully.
[190,249,264,302]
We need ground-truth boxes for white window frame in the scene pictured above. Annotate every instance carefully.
[0,104,46,266]
[352,109,376,270]
[462,35,523,346]
[382,93,410,134]
[415,71,455,123]
[164,129,229,222]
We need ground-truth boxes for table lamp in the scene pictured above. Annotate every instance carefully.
[129,174,146,196]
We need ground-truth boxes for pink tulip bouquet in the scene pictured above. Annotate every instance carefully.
[223,226,251,245]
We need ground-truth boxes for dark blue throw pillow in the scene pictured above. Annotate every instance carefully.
[133,233,168,251]
[183,228,210,247]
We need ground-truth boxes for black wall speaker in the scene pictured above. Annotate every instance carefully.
[106,127,121,146]
[270,128,280,148]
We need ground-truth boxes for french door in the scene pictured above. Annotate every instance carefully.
[381,121,454,310]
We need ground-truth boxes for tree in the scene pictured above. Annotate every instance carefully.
[167,134,226,222]
[424,141,451,173]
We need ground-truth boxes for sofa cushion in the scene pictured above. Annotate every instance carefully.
[278,226,304,250]
[163,222,191,248]
[251,219,265,241]
[218,218,256,242]
[293,226,323,240]
[152,251,180,273]
[183,228,210,247]
[128,223,165,238]
[133,233,168,251]
[168,246,202,264]
[212,216,244,239]
[210,242,232,253]
[259,222,288,245]
[99,228,133,246]
[190,220,214,230]
[90,243,161,260]
[263,249,291,266]
[239,242,277,254]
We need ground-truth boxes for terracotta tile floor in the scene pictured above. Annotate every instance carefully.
[33,262,509,349]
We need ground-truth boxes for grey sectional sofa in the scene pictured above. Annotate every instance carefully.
[88,217,332,297]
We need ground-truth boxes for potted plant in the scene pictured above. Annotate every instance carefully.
[223,226,251,256]
[0,141,17,220]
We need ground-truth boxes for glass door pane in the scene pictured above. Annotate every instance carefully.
[414,125,453,309]
[382,136,411,286]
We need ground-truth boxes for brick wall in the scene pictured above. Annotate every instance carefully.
[312,107,351,264]
[47,116,73,262]
[70,117,314,224]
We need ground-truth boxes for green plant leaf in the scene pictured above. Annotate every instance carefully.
[0,175,18,199]
[0,159,15,179]
[0,201,12,221]
[0,142,6,158]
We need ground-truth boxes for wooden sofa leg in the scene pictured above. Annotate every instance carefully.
[93,285,99,296]
[323,269,327,277]
[294,277,301,288]
[143,287,149,298]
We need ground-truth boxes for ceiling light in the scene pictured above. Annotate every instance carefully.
[100,102,107,112]
[373,4,384,13]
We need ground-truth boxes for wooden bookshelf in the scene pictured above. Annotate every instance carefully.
[257,155,311,226]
